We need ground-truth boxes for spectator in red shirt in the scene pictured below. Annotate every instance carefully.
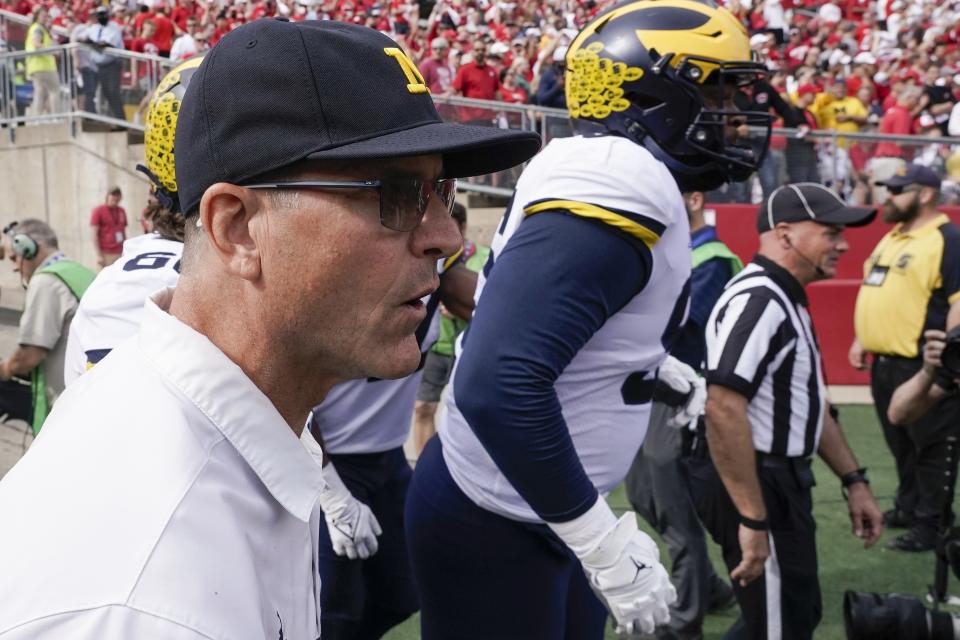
[90,186,127,269]
[133,2,155,35]
[129,18,162,89]
[872,87,920,203]
[170,0,197,32]
[449,40,502,124]
[150,3,175,55]
[500,67,528,104]
[419,36,454,94]
[129,18,161,58]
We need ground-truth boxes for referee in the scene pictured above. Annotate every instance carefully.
[849,163,960,552]
[690,184,884,640]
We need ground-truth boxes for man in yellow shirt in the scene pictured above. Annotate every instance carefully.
[850,164,960,552]
[25,6,58,116]
[816,77,869,141]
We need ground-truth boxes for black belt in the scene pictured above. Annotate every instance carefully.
[755,451,812,471]
[875,354,920,364]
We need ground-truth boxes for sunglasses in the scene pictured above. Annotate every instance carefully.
[244,178,457,232]
[886,185,922,195]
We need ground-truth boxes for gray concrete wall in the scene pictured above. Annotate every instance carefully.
[0,123,150,291]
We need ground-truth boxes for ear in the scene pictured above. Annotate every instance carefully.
[774,222,792,246]
[198,183,263,282]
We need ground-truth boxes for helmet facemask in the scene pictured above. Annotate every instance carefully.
[566,0,774,191]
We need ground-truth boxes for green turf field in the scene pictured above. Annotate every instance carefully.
[385,405,960,639]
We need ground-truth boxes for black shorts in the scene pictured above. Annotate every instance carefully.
[0,379,32,425]
[416,351,454,403]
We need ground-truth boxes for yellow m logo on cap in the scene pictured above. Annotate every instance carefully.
[384,47,429,94]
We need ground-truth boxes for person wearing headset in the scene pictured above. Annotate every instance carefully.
[0,220,94,435]
[695,183,884,639]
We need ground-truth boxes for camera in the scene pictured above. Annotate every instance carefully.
[845,437,960,640]
[939,326,960,378]
[844,590,960,639]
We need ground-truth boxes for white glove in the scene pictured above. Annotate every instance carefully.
[657,355,707,430]
[301,423,383,560]
[318,463,383,560]
[549,501,676,635]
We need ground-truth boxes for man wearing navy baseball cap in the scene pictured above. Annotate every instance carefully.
[0,19,540,640]
[853,163,960,552]
[874,163,942,192]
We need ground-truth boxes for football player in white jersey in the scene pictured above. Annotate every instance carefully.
[405,1,774,638]
[63,57,203,386]
[306,249,476,639]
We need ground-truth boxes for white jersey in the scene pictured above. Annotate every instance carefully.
[64,234,182,387]
[312,257,449,454]
[439,135,691,522]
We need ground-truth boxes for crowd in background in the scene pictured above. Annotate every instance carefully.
[7,0,960,202]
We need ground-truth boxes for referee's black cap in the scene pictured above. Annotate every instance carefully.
[175,18,542,216]
[757,183,876,232]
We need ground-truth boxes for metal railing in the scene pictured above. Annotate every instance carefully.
[432,95,960,204]
[3,31,960,205]
[0,38,174,136]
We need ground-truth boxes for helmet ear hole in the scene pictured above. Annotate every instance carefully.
[627,93,665,112]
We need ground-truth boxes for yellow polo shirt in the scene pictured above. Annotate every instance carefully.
[854,214,960,357]
[815,94,867,147]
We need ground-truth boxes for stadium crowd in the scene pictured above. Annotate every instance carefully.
[7,0,960,202]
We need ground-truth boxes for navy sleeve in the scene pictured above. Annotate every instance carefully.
[671,257,732,369]
[535,66,566,109]
[453,211,651,523]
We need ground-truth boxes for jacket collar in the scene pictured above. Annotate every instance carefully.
[138,288,325,523]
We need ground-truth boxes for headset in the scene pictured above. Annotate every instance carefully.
[784,234,826,278]
[2,222,38,261]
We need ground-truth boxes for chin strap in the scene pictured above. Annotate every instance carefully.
[136,164,181,214]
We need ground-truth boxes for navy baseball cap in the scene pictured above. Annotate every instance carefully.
[757,183,876,232]
[874,163,942,190]
[175,19,542,216]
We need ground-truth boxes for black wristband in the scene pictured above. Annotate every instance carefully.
[840,467,869,488]
[739,514,769,531]
[840,467,869,500]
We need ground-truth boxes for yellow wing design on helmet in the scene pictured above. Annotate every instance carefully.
[143,55,205,199]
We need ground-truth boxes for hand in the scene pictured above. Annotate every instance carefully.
[922,329,946,376]
[848,338,867,371]
[579,513,676,635]
[0,361,10,382]
[656,356,706,430]
[96,255,106,268]
[318,463,383,560]
[730,525,768,587]
[846,483,884,548]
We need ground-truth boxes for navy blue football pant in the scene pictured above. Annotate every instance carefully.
[319,447,419,640]
[406,436,609,640]
[626,402,723,638]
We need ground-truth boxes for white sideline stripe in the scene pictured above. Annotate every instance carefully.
[765,533,783,639]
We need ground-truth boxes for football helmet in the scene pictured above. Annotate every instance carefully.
[565,0,772,191]
[137,55,204,213]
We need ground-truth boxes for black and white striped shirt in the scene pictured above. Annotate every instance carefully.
[705,256,826,457]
